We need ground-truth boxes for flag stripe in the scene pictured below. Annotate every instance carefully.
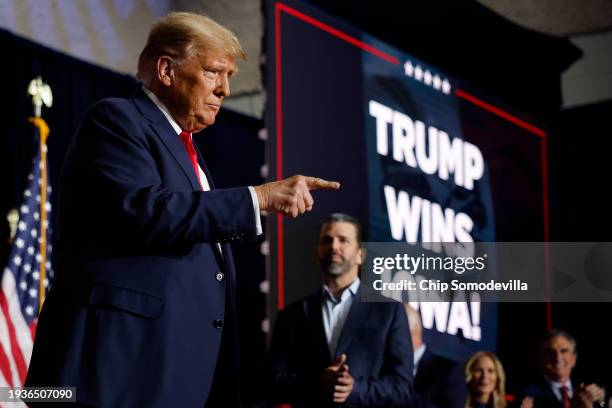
[2,272,34,362]
[0,331,15,387]
[0,298,18,387]
[0,287,27,384]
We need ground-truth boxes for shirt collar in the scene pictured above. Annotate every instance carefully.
[142,86,185,136]
[414,344,427,368]
[545,376,572,393]
[322,278,360,303]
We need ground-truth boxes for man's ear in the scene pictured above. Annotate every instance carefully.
[357,247,366,266]
[157,56,175,86]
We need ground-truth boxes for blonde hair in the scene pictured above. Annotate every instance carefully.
[465,351,507,408]
[137,12,246,81]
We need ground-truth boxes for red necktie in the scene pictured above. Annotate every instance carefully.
[179,131,202,190]
[561,385,570,408]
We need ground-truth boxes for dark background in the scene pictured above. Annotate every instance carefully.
[2,0,611,404]
[266,0,612,398]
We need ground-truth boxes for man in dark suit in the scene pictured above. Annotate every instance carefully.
[266,213,414,407]
[404,305,466,408]
[521,329,605,408]
[25,12,338,408]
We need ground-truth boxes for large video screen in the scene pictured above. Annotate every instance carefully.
[266,0,547,360]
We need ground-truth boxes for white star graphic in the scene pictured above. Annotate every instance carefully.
[27,246,35,255]
[29,288,37,298]
[442,79,451,94]
[13,256,22,266]
[24,264,31,273]
[30,229,38,238]
[15,238,24,248]
[20,281,27,290]
[33,272,40,280]
[414,65,423,81]
[24,190,31,197]
[404,61,414,77]
[25,306,34,316]
[424,70,432,86]
[18,221,26,231]
[20,205,29,214]
[433,75,442,90]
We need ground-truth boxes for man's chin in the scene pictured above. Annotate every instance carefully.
[322,263,345,276]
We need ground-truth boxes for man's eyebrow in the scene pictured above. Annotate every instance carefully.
[208,64,238,76]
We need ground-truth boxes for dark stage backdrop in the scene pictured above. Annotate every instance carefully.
[0,28,266,403]
[265,0,612,398]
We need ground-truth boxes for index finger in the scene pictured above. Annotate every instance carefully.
[305,176,340,190]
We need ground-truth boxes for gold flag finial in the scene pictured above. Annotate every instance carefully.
[27,76,53,118]
[6,208,18,244]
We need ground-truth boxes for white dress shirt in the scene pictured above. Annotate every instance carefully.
[322,278,360,356]
[545,376,573,401]
[143,87,262,236]
[413,344,427,376]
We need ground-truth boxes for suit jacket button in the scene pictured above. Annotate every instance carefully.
[216,272,225,282]
[213,319,223,329]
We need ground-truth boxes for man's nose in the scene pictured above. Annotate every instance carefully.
[215,75,230,97]
[331,238,341,250]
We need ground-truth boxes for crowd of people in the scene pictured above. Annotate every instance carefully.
[461,329,606,408]
[264,213,608,408]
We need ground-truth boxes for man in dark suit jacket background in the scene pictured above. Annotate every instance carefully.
[266,213,414,407]
[521,329,606,408]
[404,305,466,408]
[25,12,339,408]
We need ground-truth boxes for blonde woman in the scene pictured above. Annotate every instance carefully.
[465,351,508,408]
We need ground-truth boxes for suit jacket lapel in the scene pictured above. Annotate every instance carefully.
[414,348,433,388]
[542,378,564,407]
[304,294,332,364]
[190,141,229,266]
[131,89,201,191]
[192,141,215,189]
[334,286,369,358]
[132,90,226,264]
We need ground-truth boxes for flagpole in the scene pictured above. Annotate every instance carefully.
[27,77,52,313]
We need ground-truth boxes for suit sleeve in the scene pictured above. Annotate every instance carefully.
[411,360,467,408]
[347,302,414,407]
[64,99,258,247]
[265,308,324,405]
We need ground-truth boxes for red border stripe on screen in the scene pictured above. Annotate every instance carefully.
[276,3,400,65]
[275,3,285,310]
[455,89,546,138]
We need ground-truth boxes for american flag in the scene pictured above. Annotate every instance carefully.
[0,120,53,391]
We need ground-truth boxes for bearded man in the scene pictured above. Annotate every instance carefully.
[265,213,414,408]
